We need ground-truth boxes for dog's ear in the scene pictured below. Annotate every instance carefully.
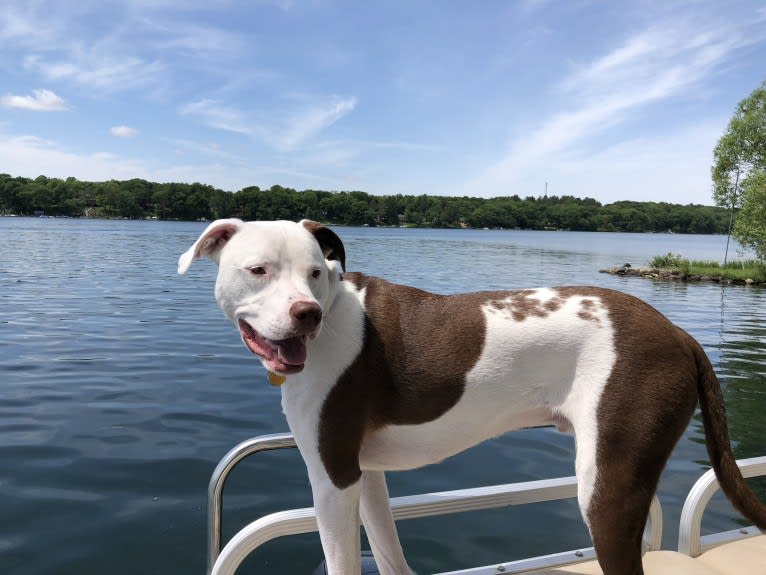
[301,220,346,272]
[178,218,244,274]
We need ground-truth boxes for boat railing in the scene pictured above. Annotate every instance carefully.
[677,455,766,557]
[207,432,297,574]
[207,432,666,575]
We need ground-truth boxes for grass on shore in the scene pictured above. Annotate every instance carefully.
[649,253,766,282]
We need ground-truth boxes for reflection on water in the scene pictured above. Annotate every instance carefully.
[0,219,764,574]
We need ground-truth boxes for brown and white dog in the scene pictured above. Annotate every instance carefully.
[179,218,766,575]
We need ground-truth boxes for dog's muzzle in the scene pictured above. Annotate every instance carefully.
[238,319,313,375]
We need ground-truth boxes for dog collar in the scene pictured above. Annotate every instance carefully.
[268,371,287,386]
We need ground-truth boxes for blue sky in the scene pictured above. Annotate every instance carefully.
[1,1,765,205]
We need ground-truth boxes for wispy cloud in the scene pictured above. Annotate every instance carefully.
[365,139,442,152]
[0,132,148,181]
[24,53,165,92]
[142,19,246,59]
[542,118,727,204]
[1,4,166,92]
[0,129,247,190]
[166,137,243,161]
[0,5,59,46]
[275,96,358,151]
[180,94,359,150]
[468,12,766,196]
[179,99,253,135]
[110,125,139,138]
[1,89,70,111]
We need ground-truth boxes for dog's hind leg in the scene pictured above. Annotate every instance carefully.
[574,379,697,574]
[360,471,413,575]
[567,428,644,573]
[582,469,652,574]
[562,403,654,575]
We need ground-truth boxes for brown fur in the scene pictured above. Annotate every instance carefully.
[297,224,766,574]
[318,274,494,488]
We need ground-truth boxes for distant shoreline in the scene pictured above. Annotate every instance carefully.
[1,174,730,234]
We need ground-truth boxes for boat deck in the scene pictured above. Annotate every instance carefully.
[528,535,766,574]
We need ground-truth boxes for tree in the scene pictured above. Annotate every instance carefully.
[712,80,766,263]
[733,170,766,261]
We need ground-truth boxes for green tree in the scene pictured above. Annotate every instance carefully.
[712,80,766,262]
[733,171,766,261]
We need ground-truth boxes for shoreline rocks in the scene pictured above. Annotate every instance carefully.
[599,265,764,286]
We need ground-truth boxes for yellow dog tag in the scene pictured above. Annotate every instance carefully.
[268,372,287,386]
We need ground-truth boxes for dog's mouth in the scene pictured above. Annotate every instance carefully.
[238,319,307,375]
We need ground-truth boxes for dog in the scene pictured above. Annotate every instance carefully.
[178,218,766,575]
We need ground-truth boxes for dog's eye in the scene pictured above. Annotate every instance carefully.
[249,266,267,276]
[312,269,321,279]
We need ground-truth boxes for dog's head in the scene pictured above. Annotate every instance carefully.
[178,219,345,375]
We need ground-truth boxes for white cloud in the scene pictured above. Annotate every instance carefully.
[0,5,59,46]
[1,89,70,111]
[110,125,139,138]
[25,53,165,92]
[466,13,765,200]
[2,5,166,93]
[276,96,358,151]
[0,130,241,189]
[0,132,147,181]
[145,19,246,58]
[165,137,242,160]
[179,98,253,135]
[179,94,358,150]
[515,119,726,204]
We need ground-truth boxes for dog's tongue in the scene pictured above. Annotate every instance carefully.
[238,320,307,368]
[274,336,307,366]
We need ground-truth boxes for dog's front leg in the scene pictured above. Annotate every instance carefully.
[283,385,366,574]
[361,471,413,575]
[311,474,363,575]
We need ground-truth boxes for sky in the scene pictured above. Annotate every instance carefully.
[1,1,765,205]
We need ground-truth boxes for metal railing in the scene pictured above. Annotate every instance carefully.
[677,455,766,557]
[207,432,297,574]
[206,433,664,575]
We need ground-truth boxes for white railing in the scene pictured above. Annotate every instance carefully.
[207,433,664,575]
[207,432,297,574]
[677,455,766,557]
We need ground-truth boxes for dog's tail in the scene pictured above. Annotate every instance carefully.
[694,342,766,529]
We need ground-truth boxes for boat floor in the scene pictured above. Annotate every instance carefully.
[528,534,766,575]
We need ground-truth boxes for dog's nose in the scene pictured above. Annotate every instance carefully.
[290,301,323,331]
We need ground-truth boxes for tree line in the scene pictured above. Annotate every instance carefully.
[0,173,730,234]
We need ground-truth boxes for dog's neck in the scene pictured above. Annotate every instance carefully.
[281,272,368,403]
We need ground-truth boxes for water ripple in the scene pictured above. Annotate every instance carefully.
[1,219,764,575]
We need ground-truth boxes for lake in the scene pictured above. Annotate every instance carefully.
[1,218,764,575]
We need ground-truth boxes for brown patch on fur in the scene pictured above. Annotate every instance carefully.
[318,274,497,489]
[317,285,617,488]
[577,298,601,323]
[544,297,563,312]
[487,290,565,322]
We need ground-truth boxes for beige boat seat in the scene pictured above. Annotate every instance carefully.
[531,534,766,575]
[695,534,766,575]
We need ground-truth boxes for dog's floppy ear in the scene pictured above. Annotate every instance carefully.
[178,218,244,274]
[301,220,346,272]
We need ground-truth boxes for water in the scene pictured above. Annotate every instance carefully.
[1,218,764,575]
